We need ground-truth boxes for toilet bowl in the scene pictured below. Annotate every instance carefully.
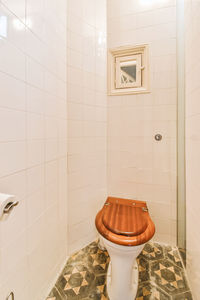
[95,197,155,300]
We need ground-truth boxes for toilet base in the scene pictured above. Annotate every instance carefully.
[98,236,106,250]
[107,260,139,300]
[100,236,145,300]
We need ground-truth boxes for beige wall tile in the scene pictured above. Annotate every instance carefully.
[107,0,177,244]
[67,0,107,254]
[0,1,67,298]
[185,1,200,297]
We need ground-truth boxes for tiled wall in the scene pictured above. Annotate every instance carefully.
[0,0,181,298]
[0,1,67,299]
[67,0,107,254]
[107,0,177,244]
[185,1,200,298]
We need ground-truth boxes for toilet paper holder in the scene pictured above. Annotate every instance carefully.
[3,201,19,214]
[0,193,18,219]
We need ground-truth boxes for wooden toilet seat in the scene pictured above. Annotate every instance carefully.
[95,197,155,246]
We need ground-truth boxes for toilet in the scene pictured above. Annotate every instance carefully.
[95,197,155,300]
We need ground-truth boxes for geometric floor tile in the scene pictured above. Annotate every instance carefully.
[55,264,96,299]
[45,240,193,300]
[137,256,150,283]
[164,245,184,269]
[151,259,189,296]
[136,282,171,300]
[172,291,193,300]
[46,287,63,300]
[141,242,164,261]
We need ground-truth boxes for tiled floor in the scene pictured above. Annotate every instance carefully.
[46,241,192,300]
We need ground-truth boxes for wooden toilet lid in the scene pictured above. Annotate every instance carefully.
[102,202,148,236]
[95,197,155,246]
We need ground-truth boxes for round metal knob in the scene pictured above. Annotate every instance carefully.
[155,134,162,141]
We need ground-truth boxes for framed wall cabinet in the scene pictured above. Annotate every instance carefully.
[108,44,150,95]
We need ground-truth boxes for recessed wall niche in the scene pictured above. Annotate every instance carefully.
[108,44,150,95]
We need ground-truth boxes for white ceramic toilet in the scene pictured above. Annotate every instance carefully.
[95,197,155,300]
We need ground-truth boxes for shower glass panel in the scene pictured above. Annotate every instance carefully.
[177,0,186,252]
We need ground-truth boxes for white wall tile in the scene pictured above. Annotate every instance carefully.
[67,0,107,254]
[0,108,26,141]
[107,0,177,245]
[0,142,26,177]
[26,57,44,89]
[26,84,45,114]
[26,0,45,37]
[0,39,26,80]
[45,139,58,162]
[185,1,200,298]
[27,113,44,140]
[0,4,26,51]
[27,165,44,195]
[1,0,26,21]
[0,1,67,299]
[27,188,45,226]
[0,72,26,111]
[27,140,45,168]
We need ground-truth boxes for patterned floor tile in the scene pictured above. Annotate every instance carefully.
[172,291,193,300]
[46,287,64,300]
[164,246,184,269]
[56,264,95,299]
[46,240,193,300]
[87,285,108,300]
[67,242,110,276]
[151,259,189,296]
[136,282,170,300]
[137,256,150,283]
[141,242,164,261]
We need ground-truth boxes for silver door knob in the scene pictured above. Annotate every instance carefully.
[155,134,162,141]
